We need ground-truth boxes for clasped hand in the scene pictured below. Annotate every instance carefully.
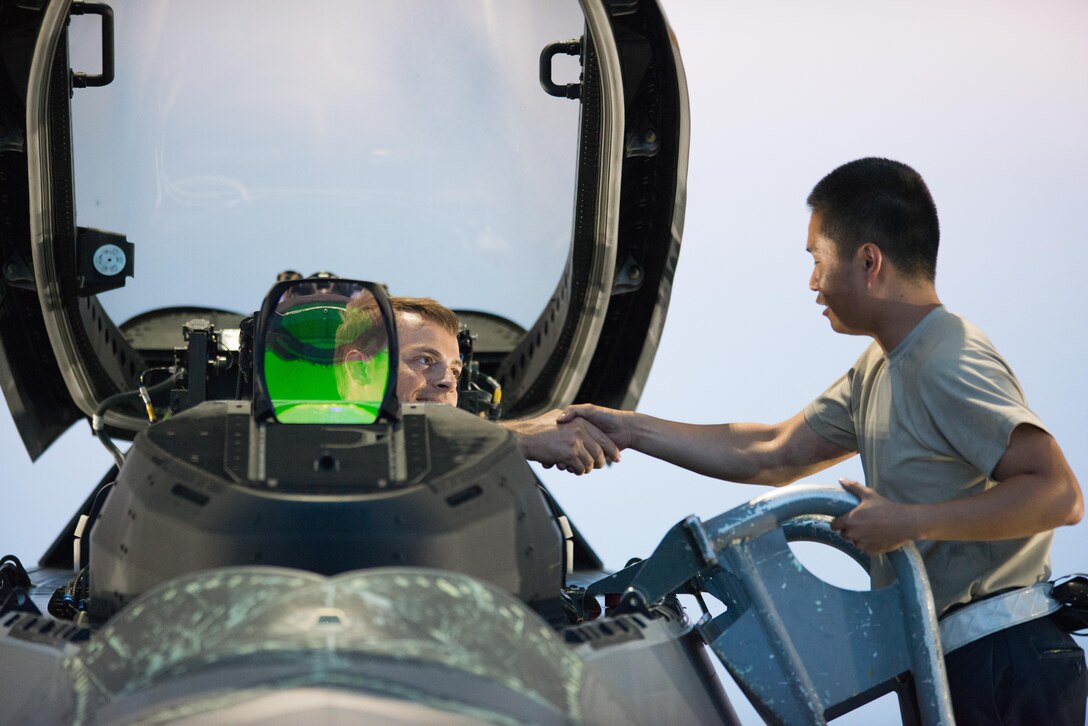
[507,407,622,475]
[831,479,920,555]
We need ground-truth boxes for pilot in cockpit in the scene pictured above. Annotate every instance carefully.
[332,290,618,475]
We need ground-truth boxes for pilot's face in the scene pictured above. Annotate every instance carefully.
[396,313,461,405]
[806,212,869,336]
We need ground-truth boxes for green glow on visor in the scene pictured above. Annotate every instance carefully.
[263,291,391,424]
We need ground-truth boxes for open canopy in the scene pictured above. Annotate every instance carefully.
[0,0,689,458]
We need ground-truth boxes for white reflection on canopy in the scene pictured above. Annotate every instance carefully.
[69,0,584,327]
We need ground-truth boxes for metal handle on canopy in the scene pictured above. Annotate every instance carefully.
[70,2,115,89]
[539,39,582,99]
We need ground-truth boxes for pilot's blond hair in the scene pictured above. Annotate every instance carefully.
[335,295,459,365]
[389,296,459,337]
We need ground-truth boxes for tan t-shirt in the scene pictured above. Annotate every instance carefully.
[803,306,1051,615]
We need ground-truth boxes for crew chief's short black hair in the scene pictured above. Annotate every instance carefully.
[807,158,940,281]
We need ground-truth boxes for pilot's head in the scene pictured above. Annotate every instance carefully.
[389,297,462,405]
[336,295,462,406]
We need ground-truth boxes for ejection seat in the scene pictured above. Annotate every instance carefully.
[587,484,955,725]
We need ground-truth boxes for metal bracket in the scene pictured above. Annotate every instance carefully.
[0,555,41,616]
[76,227,134,295]
[2,254,36,291]
[587,515,718,613]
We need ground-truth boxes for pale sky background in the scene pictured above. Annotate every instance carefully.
[535,1,1088,722]
[2,1,1087,724]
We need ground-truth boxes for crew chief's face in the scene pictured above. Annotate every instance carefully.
[396,313,461,405]
[806,212,868,336]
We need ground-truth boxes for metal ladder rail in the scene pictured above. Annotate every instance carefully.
[700,484,954,726]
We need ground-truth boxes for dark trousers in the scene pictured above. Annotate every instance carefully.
[944,615,1086,725]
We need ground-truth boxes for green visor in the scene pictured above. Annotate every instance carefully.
[253,279,397,424]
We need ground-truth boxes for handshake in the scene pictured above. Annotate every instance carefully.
[503,404,631,476]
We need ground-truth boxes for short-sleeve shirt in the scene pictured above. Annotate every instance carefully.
[802,306,1052,615]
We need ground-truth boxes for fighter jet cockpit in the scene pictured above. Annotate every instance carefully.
[5,0,682,589]
[1,1,960,724]
[78,272,580,632]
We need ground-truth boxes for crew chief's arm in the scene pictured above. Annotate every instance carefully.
[832,424,1084,554]
[558,406,855,485]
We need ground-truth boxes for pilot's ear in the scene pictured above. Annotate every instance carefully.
[342,348,372,384]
